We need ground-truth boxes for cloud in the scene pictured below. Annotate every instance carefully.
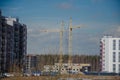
[2,7,22,11]
[103,25,120,37]
[28,29,48,38]
[28,28,60,37]
[1,7,23,15]
[27,29,60,54]
[10,7,21,11]
[91,0,103,3]
[28,28,33,33]
[89,36,99,43]
[57,2,73,9]
[116,26,120,32]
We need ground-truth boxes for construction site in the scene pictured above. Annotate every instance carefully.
[1,17,120,80]
[24,18,91,75]
[1,0,120,79]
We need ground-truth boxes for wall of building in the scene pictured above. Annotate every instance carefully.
[25,55,38,73]
[100,36,120,73]
[0,11,27,73]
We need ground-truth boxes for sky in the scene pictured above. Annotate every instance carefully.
[0,0,120,55]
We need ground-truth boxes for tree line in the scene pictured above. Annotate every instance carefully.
[33,54,100,72]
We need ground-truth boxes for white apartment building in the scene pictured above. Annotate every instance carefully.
[100,36,120,73]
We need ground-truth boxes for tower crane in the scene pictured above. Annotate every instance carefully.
[39,22,64,73]
[68,17,81,65]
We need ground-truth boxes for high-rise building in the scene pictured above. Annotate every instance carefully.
[0,10,27,73]
[25,54,38,73]
[100,36,120,73]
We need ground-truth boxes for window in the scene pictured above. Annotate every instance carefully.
[119,52,120,62]
[113,64,116,73]
[113,40,116,50]
[119,40,120,50]
[113,52,116,62]
[119,64,120,73]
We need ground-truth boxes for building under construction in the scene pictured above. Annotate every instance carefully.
[0,10,27,73]
[25,54,39,73]
[43,63,91,74]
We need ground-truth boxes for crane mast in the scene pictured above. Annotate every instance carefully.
[68,17,72,65]
[68,17,81,66]
[39,22,65,73]
[59,21,64,73]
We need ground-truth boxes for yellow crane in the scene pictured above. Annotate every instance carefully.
[68,17,81,65]
[39,22,64,73]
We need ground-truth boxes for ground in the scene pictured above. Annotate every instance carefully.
[1,74,120,80]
